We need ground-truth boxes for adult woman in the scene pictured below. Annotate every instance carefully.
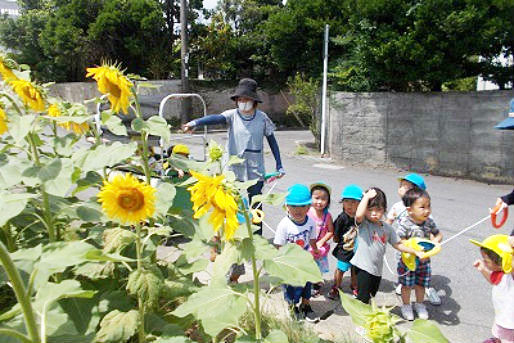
[183,78,285,234]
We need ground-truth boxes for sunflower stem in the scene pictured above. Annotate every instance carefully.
[0,241,40,343]
[135,223,145,343]
[140,133,152,185]
[0,92,24,116]
[2,224,16,252]
[241,200,262,342]
[27,132,56,242]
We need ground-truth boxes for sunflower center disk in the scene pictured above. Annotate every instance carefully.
[117,189,145,211]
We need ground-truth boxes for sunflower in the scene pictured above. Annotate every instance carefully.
[86,64,133,114]
[0,106,7,135]
[188,170,239,240]
[0,56,16,81]
[48,103,89,135]
[97,173,156,224]
[9,79,45,112]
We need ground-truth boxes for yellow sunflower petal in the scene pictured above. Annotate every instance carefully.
[0,56,17,82]
[0,107,7,135]
[9,79,45,112]
[97,173,156,224]
[86,64,133,114]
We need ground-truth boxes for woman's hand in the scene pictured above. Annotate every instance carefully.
[181,122,195,133]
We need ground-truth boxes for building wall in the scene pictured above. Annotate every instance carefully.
[328,91,514,183]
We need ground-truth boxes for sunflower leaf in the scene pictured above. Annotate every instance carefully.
[126,266,164,309]
[0,192,37,226]
[155,182,176,217]
[146,116,171,143]
[172,285,247,337]
[8,114,34,143]
[101,111,127,136]
[263,243,322,286]
[103,228,138,253]
[251,192,287,207]
[95,310,140,343]
[407,319,449,343]
[339,293,373,327]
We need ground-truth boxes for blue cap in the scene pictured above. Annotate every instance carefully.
[399,173,426,191]
[285,184,312,206]
[341,184,363,201]
[495,98,514,130]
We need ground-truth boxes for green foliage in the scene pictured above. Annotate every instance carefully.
[126,266,164,309]
[95,309,140,343]
[340,294,449,343]
[331,0,514,91]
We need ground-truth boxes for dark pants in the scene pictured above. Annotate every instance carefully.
[283,282,312,305]
[355,266,382,304]
[247,180,264,236]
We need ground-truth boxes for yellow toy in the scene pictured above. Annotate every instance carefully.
[401,237,442,271]
[172,144,190,156]
[470,234,513,273]
[250,209,264,224]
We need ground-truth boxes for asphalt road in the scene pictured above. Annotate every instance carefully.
[187,129,513,342]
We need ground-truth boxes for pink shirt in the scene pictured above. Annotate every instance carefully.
[307,208,332,258]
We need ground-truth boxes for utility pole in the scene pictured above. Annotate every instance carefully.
[180,0,192,124]
[320,24,329,156]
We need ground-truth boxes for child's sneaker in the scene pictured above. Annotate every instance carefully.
[395,283,402,296]
[351,287,358,298]
[327,287,339,300]
[414,303,429,320]
[400,304,414,321]
[426,287,441,305]
[299,303,319,323]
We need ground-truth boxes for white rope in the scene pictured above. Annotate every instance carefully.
[383,207,505,277]
[384,255,410,277]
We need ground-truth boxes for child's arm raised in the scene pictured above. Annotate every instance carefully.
[355,189,377,224]
[473,259,495,284]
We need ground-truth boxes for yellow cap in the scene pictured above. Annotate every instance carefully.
[172,144,190,156]
[470,234,513,273]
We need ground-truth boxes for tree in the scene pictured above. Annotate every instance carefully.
[331,0,514,92]
[263,0,347,80]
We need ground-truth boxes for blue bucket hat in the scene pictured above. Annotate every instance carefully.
[495,98,514,130]
[341,184,363,201]
[285,184,312,206]
[399,173,426,191]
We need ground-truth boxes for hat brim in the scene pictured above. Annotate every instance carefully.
[495,117,514,130]
[341,196,362,201]
[230,93,262,103]
[310,182,332,196]
[285,200,312,206]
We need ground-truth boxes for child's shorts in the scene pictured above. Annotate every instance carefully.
[397,259,431,288]
[283,282,312,305]
[315,255,330,274]
[337,260,352,272]
[492,323,514,343]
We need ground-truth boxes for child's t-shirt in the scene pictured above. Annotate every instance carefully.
[395,215,439,240]
[273,216,316,250]
[350,219,400,277]
[332,212,356,262]
[491,271,514,329]
[386,201,406,222]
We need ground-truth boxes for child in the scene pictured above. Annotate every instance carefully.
[387,173,441,306]
[471,235,514,343]
[274,184,320,322]
[350,187,424,304]
[328,184,363,300]
[386,173,426,225]
[307,182,334,297]
[396,188,443,320]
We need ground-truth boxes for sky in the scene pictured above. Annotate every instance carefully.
[203,0,218,10]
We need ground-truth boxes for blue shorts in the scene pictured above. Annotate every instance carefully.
[337,260,352,272]
[283,282,312,305]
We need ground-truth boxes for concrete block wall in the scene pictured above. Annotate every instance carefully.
[49,80,290,123]
[328,91,514,183]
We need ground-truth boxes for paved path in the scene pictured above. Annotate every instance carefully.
[163,130,513,342]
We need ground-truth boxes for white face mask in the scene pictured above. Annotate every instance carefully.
[238,101,254,112]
